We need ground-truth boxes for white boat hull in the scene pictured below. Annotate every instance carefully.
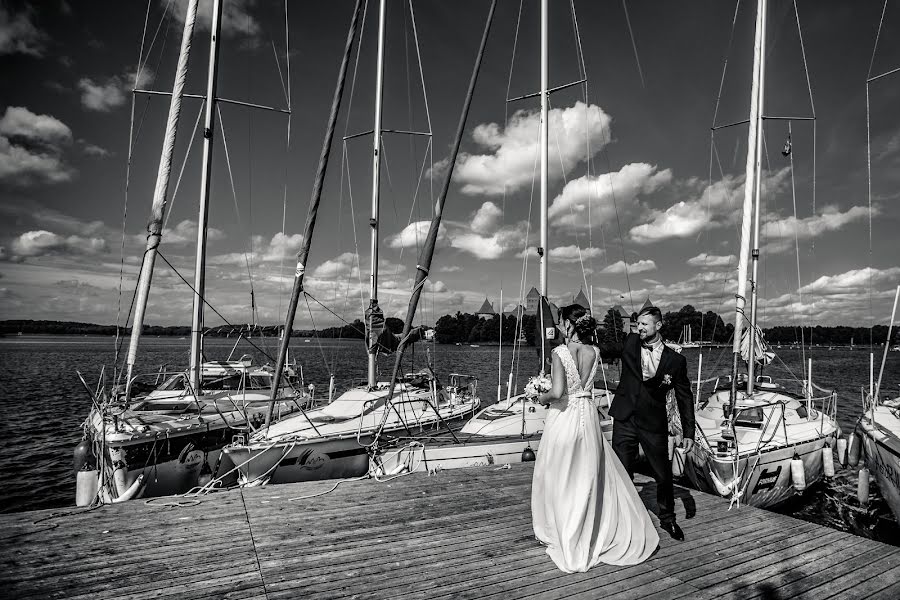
[859,408,900,524]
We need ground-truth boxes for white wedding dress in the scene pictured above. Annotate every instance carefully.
[532,345,659,572]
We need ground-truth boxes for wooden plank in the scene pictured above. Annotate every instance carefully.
[697,529,873,599]
[807,547,900,599]
[753,545,889,599]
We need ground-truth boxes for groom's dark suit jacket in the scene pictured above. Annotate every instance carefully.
[609,333,695,438]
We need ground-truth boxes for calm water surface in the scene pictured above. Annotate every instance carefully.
[1,335,898,545]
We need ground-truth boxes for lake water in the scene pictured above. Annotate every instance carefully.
[1,334,898,545]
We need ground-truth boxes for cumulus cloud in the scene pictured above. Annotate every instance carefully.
[470,201,503,235]
[82,143,110,157]
[78,68,153,112]
[311,252,359,279]
[449,102,611,196]
[166,0,261,38]
[687,253,735,267]
[801,266,900,296]
[160,219,225,245]
[450,222,528,260]
[549,163,672,230]
[4,230,107,262]
[518,245,603,263]
[0,106,74,185]
[629,168,790,244]
[0,6,47,56]
[600,259,657,275]
[762,205,870,253]
[386,221,447,249]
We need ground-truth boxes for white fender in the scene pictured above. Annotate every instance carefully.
[822,445,835,478]
[75,470,99,507]
[790,454,807,491]
[112,474,145,503]
[836,437,848,467]
[671,447,685,478]
[857,467,870,504]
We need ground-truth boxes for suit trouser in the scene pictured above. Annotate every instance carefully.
[611,415,675,525]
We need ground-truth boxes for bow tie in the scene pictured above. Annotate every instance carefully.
[642,341,659,350]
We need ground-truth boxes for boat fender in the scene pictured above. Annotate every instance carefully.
[790,452,806,491]
[73,439,96,473]
[75,469,99,507]
[847,430,862,467]
[112,474,145,503]
[109,448,129,497]
[822,443,835,478]
[857,467,870,504]
[521,446,536,462]
[836,437,848,467]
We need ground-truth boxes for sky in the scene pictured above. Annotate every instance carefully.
[1,0,899,332]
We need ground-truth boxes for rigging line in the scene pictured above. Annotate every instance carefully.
[155,251,276,362]
[548,97,591,297]
[163,100,205,231]
[304,292,367,337]
[285,0,291,109]
[303,294,332,377]
[712,0,742,128]
[341,0,370,141]
[396,139,435,275]
[792,0,816,118]
[787,121,806,380]
[407,0,433,135]
[570,0,594,306]
[270,39,289,109]
[135,0,154,83]
[866,83,874,348]
[620,0,645,89]
[139,0,176,81]
[868,0,890,80]
[598,136,634,312]
[342,143,367,315]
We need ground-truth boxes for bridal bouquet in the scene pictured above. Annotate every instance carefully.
[524,374,552,401]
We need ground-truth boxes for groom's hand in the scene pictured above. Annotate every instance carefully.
[681,438,695,453]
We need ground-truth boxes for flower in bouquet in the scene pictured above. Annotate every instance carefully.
[524,374,552,400]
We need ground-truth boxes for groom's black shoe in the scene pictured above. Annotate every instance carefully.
[661,521,684,541]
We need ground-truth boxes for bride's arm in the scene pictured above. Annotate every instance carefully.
[538,352,566,407]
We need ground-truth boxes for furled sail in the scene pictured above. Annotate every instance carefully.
[740,324,775,365]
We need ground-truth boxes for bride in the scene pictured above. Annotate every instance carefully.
[531,304,659,572]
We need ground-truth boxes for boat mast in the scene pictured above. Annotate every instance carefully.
[366,0,387,389]
[746,0,768,393]
[539,0,549,368]
[731,0,767,405]
[124,0,199,401]
[189,0,224,396]
[264,0,364,428]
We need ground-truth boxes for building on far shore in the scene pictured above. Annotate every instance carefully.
[475,298,496,319]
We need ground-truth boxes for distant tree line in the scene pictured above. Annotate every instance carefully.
[2,314,895,347]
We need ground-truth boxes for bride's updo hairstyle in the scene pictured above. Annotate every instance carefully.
[560,304,598,346]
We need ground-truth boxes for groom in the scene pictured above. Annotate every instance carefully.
[609,305,695,541]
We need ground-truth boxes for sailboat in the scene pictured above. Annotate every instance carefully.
[675,0,840,509]
[855,16,900,523]
[73,0,307,506]
[221,0,481,487]
[372,0,618,475]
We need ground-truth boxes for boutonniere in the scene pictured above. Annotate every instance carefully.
[662,373,672,385]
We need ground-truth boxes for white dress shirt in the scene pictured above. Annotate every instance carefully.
[641,337,664,381]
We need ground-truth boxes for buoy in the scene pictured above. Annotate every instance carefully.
[522,446,536,462]
[73,439,95,473]
[109,447,129,496]
[836,437,848,467]
[75,470,99,507]
[847,431,862,467]
[790,452,807,491]
[857,467,870,504]
[822,444,835,478]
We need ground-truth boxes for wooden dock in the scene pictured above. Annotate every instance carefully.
[2,463,898,599]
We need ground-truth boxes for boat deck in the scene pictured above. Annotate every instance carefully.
[2,463,899,599]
